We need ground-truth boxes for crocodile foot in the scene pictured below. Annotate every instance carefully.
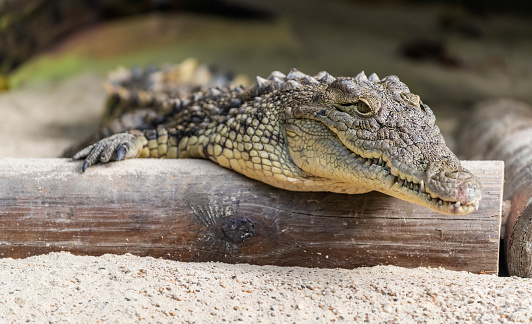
[72,133,141,172]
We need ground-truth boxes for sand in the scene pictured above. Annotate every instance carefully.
[1,252,531,323]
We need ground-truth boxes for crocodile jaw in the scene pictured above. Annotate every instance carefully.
[285,120,481,216]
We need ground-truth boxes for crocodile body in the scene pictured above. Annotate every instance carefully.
[74,62,481,215]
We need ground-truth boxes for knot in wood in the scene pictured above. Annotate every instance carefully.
[221,217,255,243]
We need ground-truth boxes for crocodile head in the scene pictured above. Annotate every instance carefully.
[265,69,481,215]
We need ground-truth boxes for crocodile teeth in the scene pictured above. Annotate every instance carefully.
[386,175,396,188]
[455,201,461,208]
[368,73,380,82]
[420,180,426,193]
[438,200,443,206]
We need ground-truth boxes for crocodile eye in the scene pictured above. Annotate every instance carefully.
[356,101,371,114]
[338,100,373,117]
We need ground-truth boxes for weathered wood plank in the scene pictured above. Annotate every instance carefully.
[459,99,532,277]
[0,158,502,274]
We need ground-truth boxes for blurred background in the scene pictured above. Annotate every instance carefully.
[1,0,531,157]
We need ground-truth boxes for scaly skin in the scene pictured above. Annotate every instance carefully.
[73,67,482,215]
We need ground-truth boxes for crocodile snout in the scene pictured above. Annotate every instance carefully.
[446,170,482,205]
[425,161,482,206]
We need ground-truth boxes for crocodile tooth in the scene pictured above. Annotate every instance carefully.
[414,184,419,192]
[368,73,380,82]
[397,179,404,186]
[386,175,396,188]
[355,71,368,82]
[438,200,443,206]
[286,68,308,80]
[378,157,382,166]
[420,180,426,193]
[267,71,286,80]
[373,158,379,165]
[455,201,461,208]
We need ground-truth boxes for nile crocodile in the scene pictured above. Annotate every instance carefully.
[73,63,482,215]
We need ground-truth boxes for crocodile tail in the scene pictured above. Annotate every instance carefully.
[102,58,248,126]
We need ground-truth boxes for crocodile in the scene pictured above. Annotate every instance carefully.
[73,63,482,215]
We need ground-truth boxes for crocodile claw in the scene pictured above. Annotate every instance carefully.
[81,160,90,173]
[72,133,140,172]
[116,144,128,161]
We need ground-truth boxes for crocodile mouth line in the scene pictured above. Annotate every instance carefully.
[349,151,480,213]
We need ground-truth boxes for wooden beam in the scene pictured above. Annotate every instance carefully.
[458,99,532,277]
[0,158,502,274]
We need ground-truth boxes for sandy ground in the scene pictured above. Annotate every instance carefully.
[1,252,531,323]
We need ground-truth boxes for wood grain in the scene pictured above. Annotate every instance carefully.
[0,158,502,274]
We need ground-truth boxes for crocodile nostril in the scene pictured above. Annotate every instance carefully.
[445,170,473,180]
